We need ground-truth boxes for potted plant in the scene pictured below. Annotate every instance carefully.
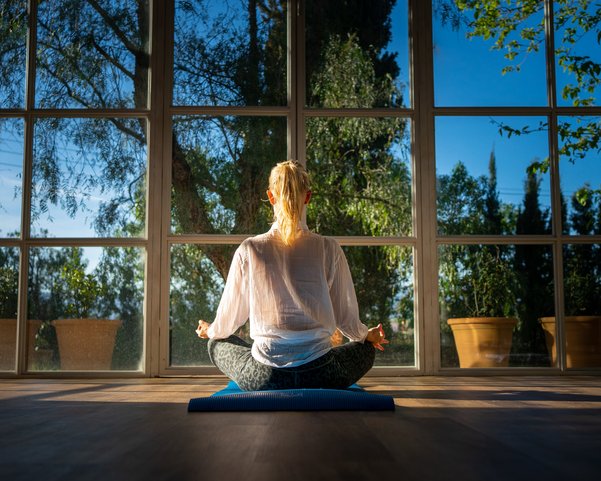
[443,246,518,368]
[539,243,601,368]
[52,249,121,370]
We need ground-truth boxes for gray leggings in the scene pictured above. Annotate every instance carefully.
[207,336,376,391]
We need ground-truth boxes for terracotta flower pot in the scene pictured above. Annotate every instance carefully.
[52,318,122,370]
[447,317,517,368]
[539,316,601,368]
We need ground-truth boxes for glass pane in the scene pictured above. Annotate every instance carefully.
[562,244,601,368]
[0,1,27,108]
[173,0,287,106]
[432,1,547,106]
[439,244,554,368]
[169,244,236,367]
[0,118,23,237]
[436,116,550,235]
[169,243,415,368]
[36,0,150,108]
[306,0,410,108]
[0,246,19,371]
[343,245,415,367]
[31,118,147,238]
[555,1,600,106]
[306,117,412,236]
[171,116,286,235]
[558,116,601,235]
[27,246,144,371]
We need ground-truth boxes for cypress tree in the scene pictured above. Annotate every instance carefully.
[514,169,553,365]
[484,148,503,235]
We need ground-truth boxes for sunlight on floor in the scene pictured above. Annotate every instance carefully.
[1,377,600,408]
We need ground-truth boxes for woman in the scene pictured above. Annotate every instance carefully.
[196,160,388,391]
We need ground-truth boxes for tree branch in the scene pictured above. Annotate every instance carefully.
[87,0,139,54]
[90,36,134,80]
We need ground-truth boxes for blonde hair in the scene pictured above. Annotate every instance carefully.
[268,160,310,246]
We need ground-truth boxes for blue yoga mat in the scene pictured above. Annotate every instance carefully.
[188,381,395,412]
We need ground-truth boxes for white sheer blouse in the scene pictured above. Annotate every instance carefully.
[207,222,369,367]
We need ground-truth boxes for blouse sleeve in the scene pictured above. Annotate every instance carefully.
[207,243,250,339]
[329,244,369,342]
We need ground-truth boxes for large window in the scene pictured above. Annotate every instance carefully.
[0,0,149,373]
[433,0,601,370]
[0,1,599,375]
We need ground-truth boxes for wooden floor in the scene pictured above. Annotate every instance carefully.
[0,376,600,481]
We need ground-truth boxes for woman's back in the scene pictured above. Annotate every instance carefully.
[242,223,366,367]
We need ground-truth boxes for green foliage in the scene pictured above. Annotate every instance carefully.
[522,117,601,206]
[34,0,149,109]
[169,244,229,366]
[306,33,410,256]
[304,27,413,353]
[472,247,519,317]
[441,245,519,319]
[564,187,601,315]
[311,34,400,108]
[437,161,487,235]
[513,170,553,362]
[307,114,411,240]
[446,0,601,103]
[484,150,503,234]
[453,0,544,72]
[564,243,600,316]
[305,0,400,107]
[60,248,107,319]
[0,260,18,319]
[24,244,144,369]
[306,10,410,244]
[558,116,601,162]
[95,246,144,369]
[0,0,27,107]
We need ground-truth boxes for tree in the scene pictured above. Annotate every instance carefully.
[96,246,144,369]
[305,0,400,107]
[0,0,27,108]
[484,148,503,234]
[516,168,551,235]
[437,161,487,235]
[513,169,553,365]
[302,6,413,361]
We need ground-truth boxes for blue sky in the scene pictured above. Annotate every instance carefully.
[0,119,23,237]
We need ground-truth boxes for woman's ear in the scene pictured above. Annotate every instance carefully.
[304,190,312,205]
[267,189,276,205]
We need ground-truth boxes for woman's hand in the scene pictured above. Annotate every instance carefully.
[366,323,389,351]
[196,320,210,339]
